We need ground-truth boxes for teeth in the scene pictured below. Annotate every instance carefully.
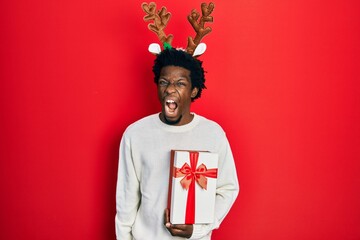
[166,100,175,103]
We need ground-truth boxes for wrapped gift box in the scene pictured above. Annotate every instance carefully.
[167,150,218,224]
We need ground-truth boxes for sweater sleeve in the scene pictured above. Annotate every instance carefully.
[115,134,141,240]
[189,137,239,239]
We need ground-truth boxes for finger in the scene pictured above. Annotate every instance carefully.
[164,208,171,228]
[171,224,188,230]
[168,225,193,238]
[169,227,183,236]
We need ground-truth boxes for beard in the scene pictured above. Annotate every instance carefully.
[163,114,182,125]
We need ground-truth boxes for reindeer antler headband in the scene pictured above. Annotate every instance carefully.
[141,2,215,57]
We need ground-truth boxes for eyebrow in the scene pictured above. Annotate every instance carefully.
[159,76,190,81]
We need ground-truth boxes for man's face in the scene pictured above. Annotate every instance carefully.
[157,65,198,126]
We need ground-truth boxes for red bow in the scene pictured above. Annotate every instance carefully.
[174,161,218,190]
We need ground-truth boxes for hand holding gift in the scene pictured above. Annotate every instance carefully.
[164,208,194,238]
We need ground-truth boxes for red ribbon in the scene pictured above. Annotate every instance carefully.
[173,151,218,224]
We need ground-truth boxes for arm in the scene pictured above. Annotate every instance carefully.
[115,135,141,240]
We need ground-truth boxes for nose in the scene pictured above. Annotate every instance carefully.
[165,82,177,94]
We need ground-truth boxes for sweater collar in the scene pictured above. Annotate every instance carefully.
[154,112,200,132]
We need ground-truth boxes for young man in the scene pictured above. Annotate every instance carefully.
[115,48,239,240]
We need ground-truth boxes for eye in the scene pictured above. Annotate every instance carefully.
[158,79,169,87]
[176,81,187,88]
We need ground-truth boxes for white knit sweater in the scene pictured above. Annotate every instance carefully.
[115,113,239,240]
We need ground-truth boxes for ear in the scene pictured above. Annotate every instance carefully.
[148,43,161,55]
[191,87,199,98]
[192,43,207,57]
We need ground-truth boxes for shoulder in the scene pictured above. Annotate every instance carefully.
[123,114,159,136]
[196,114,226,136]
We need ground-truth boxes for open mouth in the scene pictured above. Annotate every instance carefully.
[166,100,178,111]
[162,99,182,124]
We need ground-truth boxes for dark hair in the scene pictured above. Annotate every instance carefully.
[152,48,206,101]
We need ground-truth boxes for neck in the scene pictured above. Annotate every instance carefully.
[160,113,194,126]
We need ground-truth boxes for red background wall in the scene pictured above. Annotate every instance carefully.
[1,0,359,239]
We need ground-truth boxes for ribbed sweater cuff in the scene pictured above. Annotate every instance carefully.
[189,224,210,239]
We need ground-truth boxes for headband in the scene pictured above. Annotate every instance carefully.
[141,2,215,57]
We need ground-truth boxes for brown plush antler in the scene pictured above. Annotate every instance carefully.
[186,2,215,55]
[142,2,174,45]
